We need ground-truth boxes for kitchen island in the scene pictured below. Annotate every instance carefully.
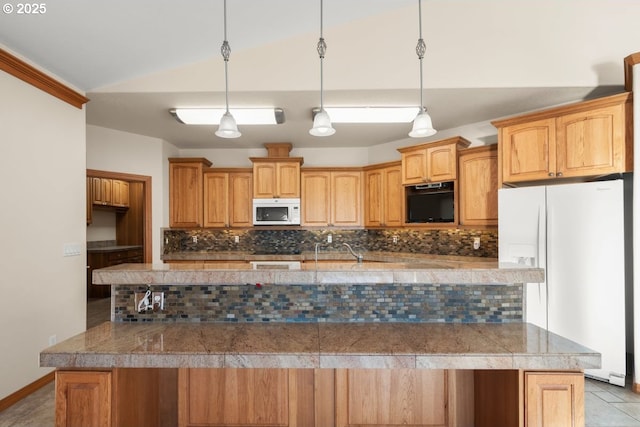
[41,255,595,426]
[42,322,596,427]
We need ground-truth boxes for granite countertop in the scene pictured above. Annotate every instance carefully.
[40,322,599,371]
[93,252,543,285]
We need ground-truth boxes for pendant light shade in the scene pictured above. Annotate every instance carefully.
[310,0,335,137]
[215,111,241,138]
[409,109,436,138]
[310,109,336,136]
[216,0,240,139]
[409,0,436,138]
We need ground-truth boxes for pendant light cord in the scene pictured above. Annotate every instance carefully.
[416,0,426,112]
[221,0,231,114]
[317,0,327,110]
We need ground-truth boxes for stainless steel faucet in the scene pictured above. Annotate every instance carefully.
[343,243,363,263]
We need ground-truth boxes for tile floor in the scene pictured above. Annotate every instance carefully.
[0,298,639,426]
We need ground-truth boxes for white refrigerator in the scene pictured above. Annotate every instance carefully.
[498,179,627,386]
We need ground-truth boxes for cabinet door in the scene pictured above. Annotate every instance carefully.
[179,368,289,426]
[170,161,205,227]
[86,177,93,225]
[364,169,383,227]
[556,103,625,178]
[92,177,112,206]
[525,372,584,427]
[459,146,498,226]
[56,370,111,427]
[335,369,448,427]
[277,162,301,198]
[111,180,129,208]
[253,163,277,198]
[401,150,428,185]
[301,171,331,226]
[426,143,457,182]
[383,166,404,227]
[501,118,556,183]
[229,172,253,227]
[331,171,362,226]
[203,172,229,228]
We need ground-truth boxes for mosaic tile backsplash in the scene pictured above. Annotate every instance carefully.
[114,283,522,323]
[162,227,498,258]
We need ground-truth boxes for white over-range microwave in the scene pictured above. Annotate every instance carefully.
[253,198,301,226]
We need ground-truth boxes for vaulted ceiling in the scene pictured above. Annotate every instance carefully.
[1,0,638,149]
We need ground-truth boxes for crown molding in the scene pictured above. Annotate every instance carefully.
[0,48,88,109]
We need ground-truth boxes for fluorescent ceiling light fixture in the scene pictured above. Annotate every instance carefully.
[312,107,421,123]
[170,108,285,125]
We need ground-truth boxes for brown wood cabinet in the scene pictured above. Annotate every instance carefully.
[301,169,363,227]
[203,169,253,228]
[111,180,129,208]
[398,137,471,185]
[55,368,584,427]
[86,177,93,225]
[55,370,111,427]
[178,368,313,427]
[169,158,212,227]
[251,158,303,199]
[458,145,498,227]
[91,177,129,208]
[335,369,466,427]
[364,162,403,227]
[493,92,632,185]
[526,372,584,427]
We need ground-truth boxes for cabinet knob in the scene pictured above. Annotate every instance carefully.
[557,172,563,177]
[548,172,554,177]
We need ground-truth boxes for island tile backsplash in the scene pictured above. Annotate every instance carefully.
[114,283,521,323]
[162,228,498,258]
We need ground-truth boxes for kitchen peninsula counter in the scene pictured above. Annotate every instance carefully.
[94,252,543,285]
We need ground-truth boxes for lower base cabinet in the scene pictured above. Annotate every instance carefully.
[54,368,584,427]
[55,371,111,427]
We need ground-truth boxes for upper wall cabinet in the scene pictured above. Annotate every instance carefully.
[91,177,129,209]
[250,159,303,199]
[203,169,253,228]
[169,158,212,228]
[458,145,498,227]
[493,92,633,184]
[398,137,471,185]
[301,169,363,227]
[364,162,403,227]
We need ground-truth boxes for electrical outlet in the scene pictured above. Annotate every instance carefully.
[392,235,398,244]
[192,236,198,243]
[152,292,164,311]
[234,236,239,243]
[473,237,481,250]
[327,234,332,243]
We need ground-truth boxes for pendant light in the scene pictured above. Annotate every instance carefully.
[309,0,335,137]
[409,0,437,138]
[215,0,241,138]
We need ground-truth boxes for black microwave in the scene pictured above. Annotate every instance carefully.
[405,182,454,223]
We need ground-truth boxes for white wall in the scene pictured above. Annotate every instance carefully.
[0,71,86,399]
[86,125,178,264]
[87,210,117,242]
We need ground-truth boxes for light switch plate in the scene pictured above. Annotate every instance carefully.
[63,243,82,257]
